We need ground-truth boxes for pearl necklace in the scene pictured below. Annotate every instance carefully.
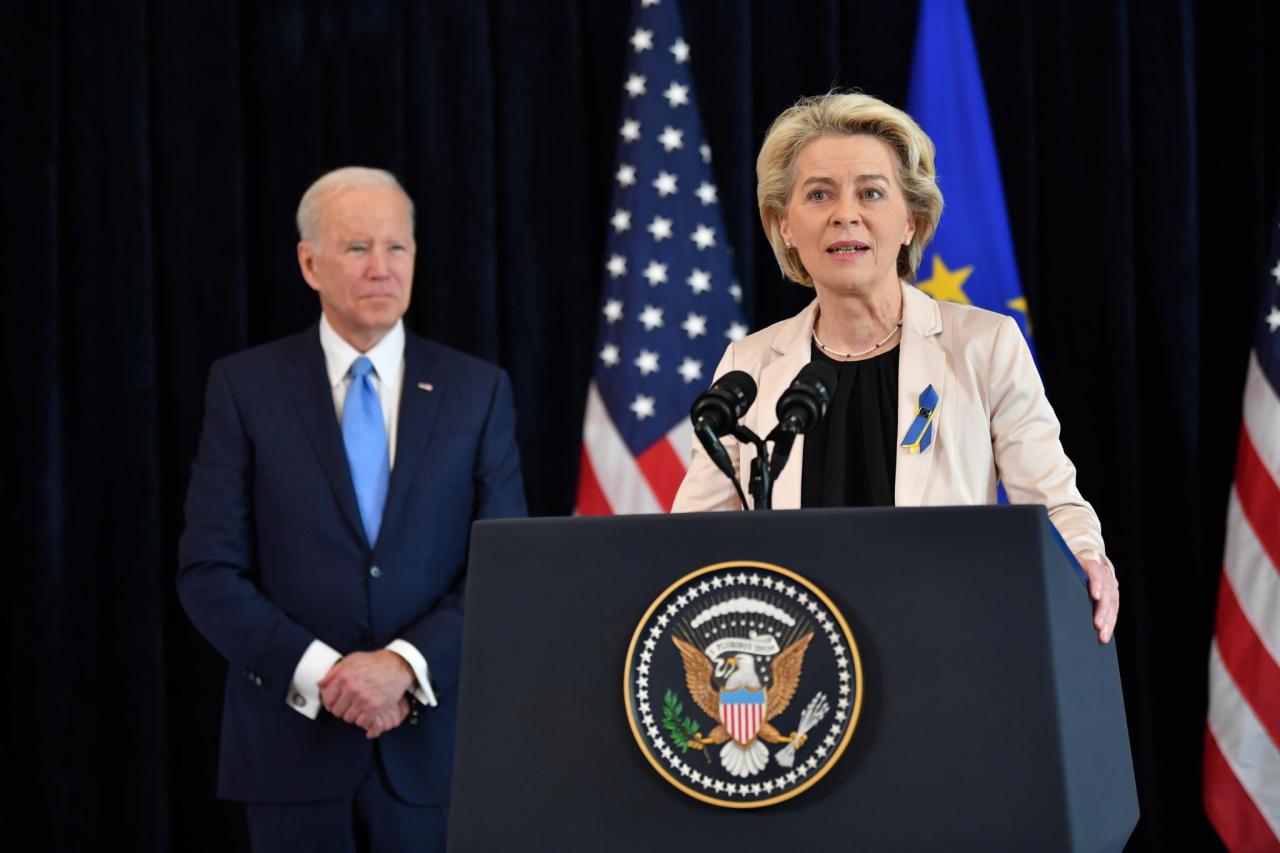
[811,308,902,360]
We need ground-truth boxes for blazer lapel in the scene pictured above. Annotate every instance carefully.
[379,334,444,542]
[758,301,818,510]
[894,283,947,507]
[281,327,367,544]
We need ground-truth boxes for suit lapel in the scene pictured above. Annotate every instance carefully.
[759,301,818,510]
[380,334,444,542]
[281,327,367,544]
[894,283,947,507]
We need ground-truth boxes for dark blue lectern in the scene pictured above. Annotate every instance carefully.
[447,506,1138,852]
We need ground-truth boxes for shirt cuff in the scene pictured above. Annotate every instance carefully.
[287,639,343,719]
[386,639,438,708]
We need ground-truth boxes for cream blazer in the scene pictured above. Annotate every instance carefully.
[672,282,1111,562]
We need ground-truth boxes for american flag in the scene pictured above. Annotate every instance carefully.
[575,0,746,515]
[1203,203,1280,850]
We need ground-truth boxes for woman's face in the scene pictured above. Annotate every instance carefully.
[779,133,916,297]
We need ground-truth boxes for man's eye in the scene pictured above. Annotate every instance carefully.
[349,245,367,253]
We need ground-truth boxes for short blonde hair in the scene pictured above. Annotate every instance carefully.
[296,166,416,244]
[756,92,943,285]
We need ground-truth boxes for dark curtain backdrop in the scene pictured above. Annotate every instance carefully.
[5,0,1277,849]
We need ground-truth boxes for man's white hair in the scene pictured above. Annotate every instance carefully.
[296,166,416,243]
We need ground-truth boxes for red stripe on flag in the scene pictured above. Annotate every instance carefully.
[1204,725,1280,852]
[1214,572,1280,751]
[636,437,687,512]
[575,446,614,516]
[1236,426,1280,572]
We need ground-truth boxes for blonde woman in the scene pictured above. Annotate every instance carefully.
[672,93,1118,643]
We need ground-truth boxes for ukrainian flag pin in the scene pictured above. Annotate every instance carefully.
[901,385,939,454]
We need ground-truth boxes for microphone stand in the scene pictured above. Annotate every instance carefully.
[730,424,773,511]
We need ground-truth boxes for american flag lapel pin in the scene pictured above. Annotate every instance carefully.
[417,381,434,392]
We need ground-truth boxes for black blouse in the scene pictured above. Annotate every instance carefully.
[800,340,900,508]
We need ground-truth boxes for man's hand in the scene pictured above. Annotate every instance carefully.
[319,650,415,734]
[356,697,411,740]
[1078,555,1119,644]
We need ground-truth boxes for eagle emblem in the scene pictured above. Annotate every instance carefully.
[673,632,813,777]
[625,561,861,808]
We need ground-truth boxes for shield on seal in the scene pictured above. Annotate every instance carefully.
[720,688,766,745]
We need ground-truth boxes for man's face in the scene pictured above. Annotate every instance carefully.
[297,186,416,351]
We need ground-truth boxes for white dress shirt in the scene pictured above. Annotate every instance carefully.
[286,313,438,719]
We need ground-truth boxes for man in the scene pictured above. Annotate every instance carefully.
[178,166,526,851]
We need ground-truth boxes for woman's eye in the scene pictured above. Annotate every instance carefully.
[863,188,884,200]
[810,190,828,201]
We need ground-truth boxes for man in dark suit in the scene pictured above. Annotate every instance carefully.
[178,166,526,852]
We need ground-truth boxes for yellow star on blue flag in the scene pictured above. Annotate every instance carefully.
[907,0,1035,353]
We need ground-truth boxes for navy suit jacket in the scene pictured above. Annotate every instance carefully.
[177,323,526,805]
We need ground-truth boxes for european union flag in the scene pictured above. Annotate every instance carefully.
[906,0,1034,348]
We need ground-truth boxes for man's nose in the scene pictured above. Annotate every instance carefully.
[367,248,390,277]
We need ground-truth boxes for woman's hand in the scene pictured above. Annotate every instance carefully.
[1077,555,1119,644]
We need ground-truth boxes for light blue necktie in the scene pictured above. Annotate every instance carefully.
[342,356,390,545]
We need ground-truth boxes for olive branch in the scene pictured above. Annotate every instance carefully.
[662,689,702,753]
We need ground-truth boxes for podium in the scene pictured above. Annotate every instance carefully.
[447,507,1138,852]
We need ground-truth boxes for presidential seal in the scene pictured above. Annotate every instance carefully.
[624,560,862,808]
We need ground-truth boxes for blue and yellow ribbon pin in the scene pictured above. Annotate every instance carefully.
[901,385,939,454]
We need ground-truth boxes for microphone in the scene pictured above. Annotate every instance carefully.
[690,371,757,487]
[774,361,837,435]
[691,370,756,436]
[768,361,836,478]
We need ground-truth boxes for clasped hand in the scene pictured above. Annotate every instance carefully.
[319,650,415,739]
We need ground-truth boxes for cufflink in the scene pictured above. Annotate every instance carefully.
[291,693,306,708]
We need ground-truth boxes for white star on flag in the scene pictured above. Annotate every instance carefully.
[639,304,665,330]
[670,38,690,63]
[624,74,647,98]
[663,82,689,108]
[729,282,742,302]
[600,343,621,366]
[677,357,703,384]
[634,349,660,375]
[699,143,711,163]
[620,119,641,143]
[726,321,748,341]
[1272,260,1280,283]
[686,268,711,294]
[642,261,668,286]
[615,163,637,187]
[641,0,660,6]
[603,298,624,323]
[630,28,654,53]
[681,312,707,338]
[658,126,684,152]
[611,209,632,233]
[647,216,673,241]
[630,395,656,420]
[691,224,717,249]
[695,182,718,206]
[652,171,678,197]
[1267,306,1280,332]
[606,255,627,279]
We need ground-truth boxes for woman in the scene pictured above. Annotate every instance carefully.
[672,93,1118,643]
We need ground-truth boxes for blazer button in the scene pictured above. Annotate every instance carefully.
[254,676,263,687]
[369,565,382,579]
